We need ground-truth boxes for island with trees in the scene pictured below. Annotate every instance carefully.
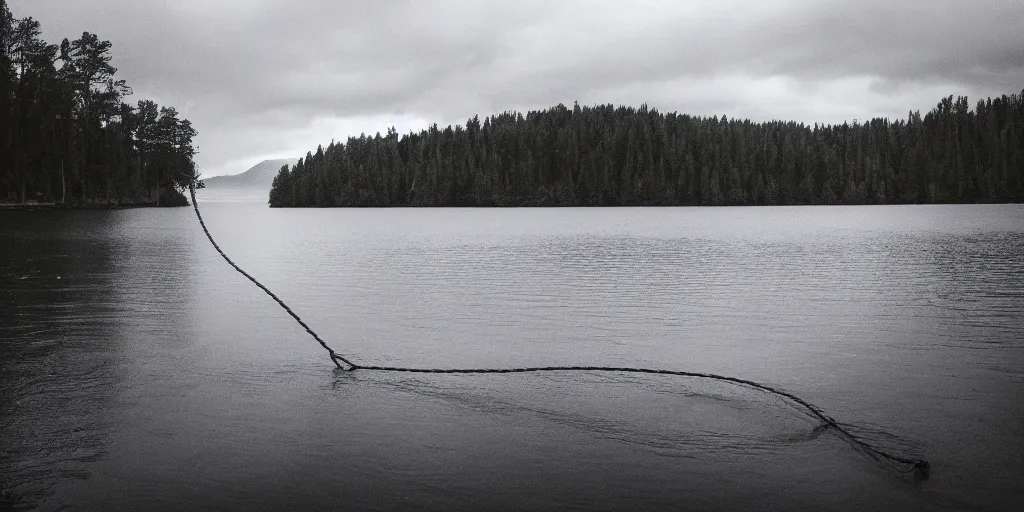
[270,93,1023,207]
[0,1,200,207]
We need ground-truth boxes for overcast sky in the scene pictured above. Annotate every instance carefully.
[9,0,1024,177]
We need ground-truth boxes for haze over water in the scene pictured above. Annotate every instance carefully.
[2,203,1023,511]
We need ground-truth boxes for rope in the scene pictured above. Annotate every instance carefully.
[353,365,929,475]
[189,185,353,369]
[187,184,930,478]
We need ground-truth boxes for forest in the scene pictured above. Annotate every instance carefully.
[0,1,200,206]
[270,92,1024,207]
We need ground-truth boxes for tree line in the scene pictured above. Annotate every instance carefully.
[0,0,200,206]
[270,92,1024,207]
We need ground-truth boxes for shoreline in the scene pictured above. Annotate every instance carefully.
[0,202,188,211]
[267,199,1022,209]
[4,199,1019,210]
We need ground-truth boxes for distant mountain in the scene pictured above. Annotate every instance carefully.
[202,159,295,190]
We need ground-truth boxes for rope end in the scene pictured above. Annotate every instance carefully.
[914,460,930,479]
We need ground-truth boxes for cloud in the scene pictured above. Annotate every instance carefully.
[10,0,1023,176]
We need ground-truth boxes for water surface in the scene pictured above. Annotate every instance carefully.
[2,203,1023,511]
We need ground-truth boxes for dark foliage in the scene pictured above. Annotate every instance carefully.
[270,94,1024,207]
[0,0,199,206]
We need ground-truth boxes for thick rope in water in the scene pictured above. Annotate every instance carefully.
[188,184,930,477]
[189,185,353,369]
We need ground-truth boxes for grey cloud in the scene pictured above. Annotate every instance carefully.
[753,0,1024,88]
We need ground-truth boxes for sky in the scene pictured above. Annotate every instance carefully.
[9,0,1024,177]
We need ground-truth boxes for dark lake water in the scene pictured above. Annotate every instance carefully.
[2,202,1023,511]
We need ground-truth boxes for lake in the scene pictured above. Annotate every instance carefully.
[2,202,1023,511]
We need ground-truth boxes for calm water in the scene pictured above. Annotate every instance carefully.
[2,202,1023,511]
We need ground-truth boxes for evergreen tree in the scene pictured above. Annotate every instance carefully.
[0,1,200,206]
